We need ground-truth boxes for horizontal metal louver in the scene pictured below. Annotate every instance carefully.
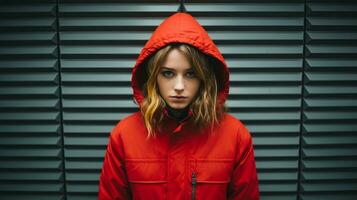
[300,1,357,200]
[0,1,64,200]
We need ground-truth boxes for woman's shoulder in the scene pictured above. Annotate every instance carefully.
[118,111,142,125]
[221,113,245,128]
[111,111,144,136]
[221,113,252,141]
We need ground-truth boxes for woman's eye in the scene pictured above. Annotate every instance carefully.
[186,71,196,78]
[161,71,174,78]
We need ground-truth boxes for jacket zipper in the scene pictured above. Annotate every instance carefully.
[191,172,197,200]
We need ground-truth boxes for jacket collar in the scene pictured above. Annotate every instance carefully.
[163,107,193,123]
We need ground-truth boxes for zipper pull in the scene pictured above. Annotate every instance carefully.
[191,172,197,200]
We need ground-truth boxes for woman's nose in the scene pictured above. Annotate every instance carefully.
[174,76,184,92]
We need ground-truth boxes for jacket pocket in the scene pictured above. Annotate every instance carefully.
[189,159,234,200]
[125,159,167,200]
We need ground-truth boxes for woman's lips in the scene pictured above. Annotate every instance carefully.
[170,96,187,100]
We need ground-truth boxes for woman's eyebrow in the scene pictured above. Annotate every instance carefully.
[161,66,193,71]
[161,66,175,70]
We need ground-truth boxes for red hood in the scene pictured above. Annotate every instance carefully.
[131,12,230,107]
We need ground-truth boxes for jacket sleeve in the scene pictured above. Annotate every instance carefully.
[228,123,260,200]
[98,126,131,200]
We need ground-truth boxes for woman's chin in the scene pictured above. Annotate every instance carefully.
[167,103,188,110]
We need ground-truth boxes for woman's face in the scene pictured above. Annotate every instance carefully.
[157,49,200,109]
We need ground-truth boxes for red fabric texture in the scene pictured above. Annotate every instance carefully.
[98,12,260,200]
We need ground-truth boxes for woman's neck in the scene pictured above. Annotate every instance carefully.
[166,106,189,122]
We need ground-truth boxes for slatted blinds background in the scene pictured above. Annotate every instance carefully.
[0,0,64,200]
[301,1,357,200]
[0,0,356,200]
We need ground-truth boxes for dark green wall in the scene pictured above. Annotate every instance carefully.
[0,0,356,199]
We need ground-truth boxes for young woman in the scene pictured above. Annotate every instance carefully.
[98,12,260,200]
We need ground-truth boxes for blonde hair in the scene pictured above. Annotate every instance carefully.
[140,43,225,137]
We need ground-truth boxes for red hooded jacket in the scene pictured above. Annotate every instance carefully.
[98,12,260,200]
